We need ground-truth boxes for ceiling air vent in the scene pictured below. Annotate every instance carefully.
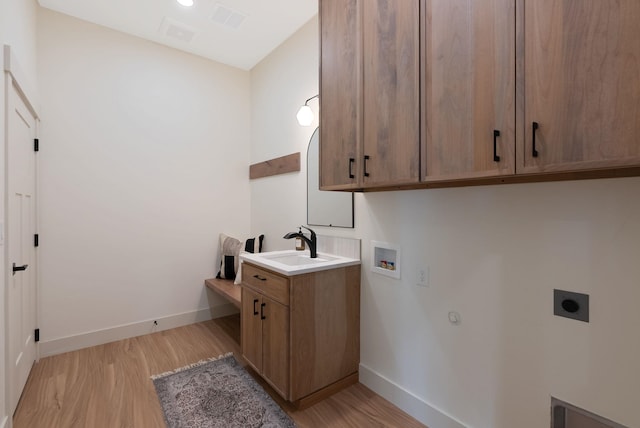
[211,3,247,30]
[159,17,197,43]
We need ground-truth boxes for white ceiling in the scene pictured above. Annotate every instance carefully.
[38,0,318,70]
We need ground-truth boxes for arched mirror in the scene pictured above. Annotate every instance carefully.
[307,127,354,228]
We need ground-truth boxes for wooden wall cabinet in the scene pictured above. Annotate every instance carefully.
[319,0,640,191]
[241,262,361,407]
[422,0,516,181]
[319,0,420,190]
[423,0,640,182]
[519,0,640,174]
[318,0,361,190]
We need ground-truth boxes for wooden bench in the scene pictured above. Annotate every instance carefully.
[204,277,241,309]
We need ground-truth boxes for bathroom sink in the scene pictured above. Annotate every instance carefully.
[260,252,338,266]
[240,250,360,276]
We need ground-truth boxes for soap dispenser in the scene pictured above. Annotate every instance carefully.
[295,227,305,251]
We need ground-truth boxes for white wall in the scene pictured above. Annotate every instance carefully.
[249,17,327,249]
[1,1,39,426]
[359,179,640,428]
[0,0,39,86]
[250,16,640,428]
[36,9,251,351]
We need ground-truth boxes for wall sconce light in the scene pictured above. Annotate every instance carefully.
[296,94,319,126]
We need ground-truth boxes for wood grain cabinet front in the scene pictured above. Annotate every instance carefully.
[319,0,420,191]
[422,0,516,181]
[241,285,289,399]
[519,0,640,174]
[241,262,361,407]
[425,0,640,183]
[319,0,640,191]
[424,0,640,180]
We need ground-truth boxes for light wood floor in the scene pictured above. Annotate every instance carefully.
[14,315,426,428]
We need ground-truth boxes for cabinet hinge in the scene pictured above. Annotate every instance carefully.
[35,328,40,342]
[34,138,39,152]
[34,234,39,247]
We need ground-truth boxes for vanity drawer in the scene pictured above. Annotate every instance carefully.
[242,263,289,306]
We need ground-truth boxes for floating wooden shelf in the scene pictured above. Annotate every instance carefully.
[250,152,300,180]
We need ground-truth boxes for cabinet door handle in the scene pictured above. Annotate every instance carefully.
[260,302,266,320]
[493,130,501,162]
[253,299,259,315]
[253,274,267,281]
[364,155,370,177]
[348,158,355,179]
[532,122,539,158]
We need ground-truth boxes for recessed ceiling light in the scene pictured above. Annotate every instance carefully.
[176,0,194,7]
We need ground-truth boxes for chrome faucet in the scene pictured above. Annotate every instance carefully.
[283,225,317,258]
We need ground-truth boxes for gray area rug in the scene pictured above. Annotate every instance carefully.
[152,353,296,428]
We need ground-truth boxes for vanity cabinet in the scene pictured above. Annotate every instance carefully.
[241,286,289,398]
[241,261,361,407]
[520,0,640,174]
[319,0,420,190]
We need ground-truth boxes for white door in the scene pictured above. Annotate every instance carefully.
[7,77,38,415]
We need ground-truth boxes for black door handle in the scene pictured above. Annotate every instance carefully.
[532,122,539,158]
[253,274,267,281]
[253,299,259,315]
[12,263,28,276]
[348,158,355,179]
[493,130,501,162]
[364,155,370,177]
[260,303,266,320]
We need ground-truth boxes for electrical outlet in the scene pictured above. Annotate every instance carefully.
[554,289,589,322]
[416,267,429,287]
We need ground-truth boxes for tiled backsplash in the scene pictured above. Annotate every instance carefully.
[316,235,361,260]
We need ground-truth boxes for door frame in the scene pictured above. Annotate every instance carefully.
[2,44,40,427]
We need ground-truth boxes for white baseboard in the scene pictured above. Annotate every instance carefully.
[359,363,466,428]
[39,304,238,358]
